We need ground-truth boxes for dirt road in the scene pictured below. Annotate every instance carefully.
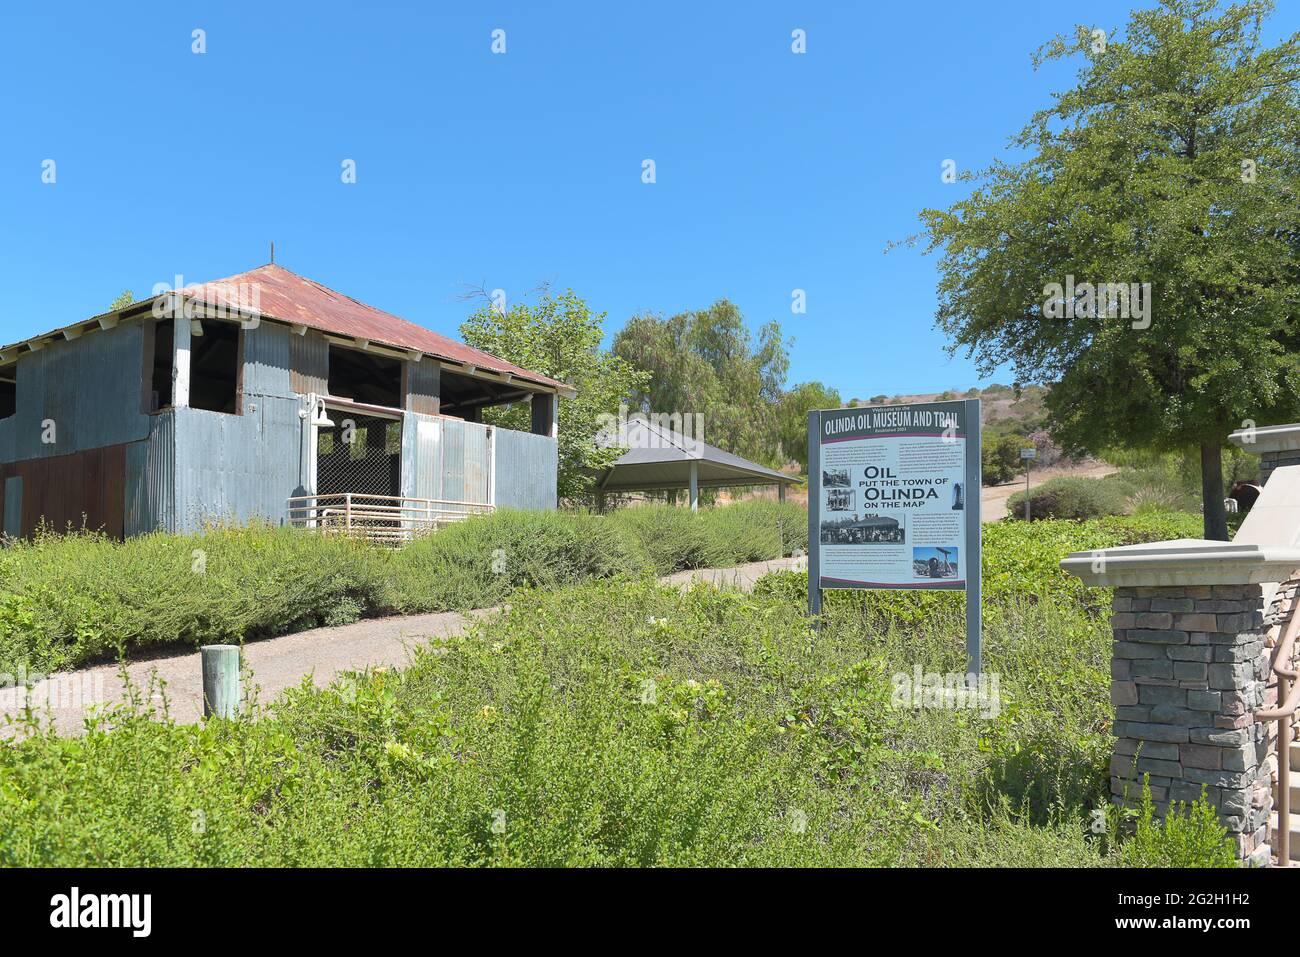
[980,462,1119,521]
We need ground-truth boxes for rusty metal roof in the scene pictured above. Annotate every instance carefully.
[182,264,565,390]
[1,263,568,393]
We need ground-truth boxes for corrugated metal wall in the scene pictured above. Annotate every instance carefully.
[494,427,558,509]
[3,476,22,536]
[242,319,294,397]
[125,411,176,535]
[289,327,328,395]
[0,321,151,463]
[404,361,439,416]
[402,411,556,509]
[171,397,306,531]
[1,444,128,537]
[403,413,506,505]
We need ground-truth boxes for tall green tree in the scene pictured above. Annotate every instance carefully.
[613,300,791,465]
[912,0,1300,539]
[461,289,649,500]
[777,381,842,471]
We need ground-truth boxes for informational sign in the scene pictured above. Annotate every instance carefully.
[807,399,983,670]
[1020,448,1037,460]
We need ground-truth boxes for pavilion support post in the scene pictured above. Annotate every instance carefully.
[689,461,699,512]
[778,484,786,503]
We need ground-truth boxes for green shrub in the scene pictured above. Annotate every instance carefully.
[701,499,808,563]
[1120,778,1238,868]
[0,503,1196,677]
[1006,476,1129,521]
[0,502,812,672]
[983,432,1029,485]
[390,508,649,612]
[604,506,726,574]
[0,524,388,674]
[605,500,807,574]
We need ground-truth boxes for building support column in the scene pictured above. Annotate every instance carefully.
[778,483,786,503]
[531,392,558,438]
[172,306,191,408]
[689,460,699,512]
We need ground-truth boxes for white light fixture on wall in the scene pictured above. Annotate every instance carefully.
[311,398,335,428]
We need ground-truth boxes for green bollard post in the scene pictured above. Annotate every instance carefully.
[201,644,241,719]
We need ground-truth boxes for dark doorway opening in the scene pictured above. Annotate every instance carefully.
[149,318,174,411]
[190,320,240,413]
[0,371,15,420]
[328,345,402,408]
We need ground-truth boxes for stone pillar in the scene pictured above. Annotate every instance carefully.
[1062,539,1300,867]
[1229,423,1300,486]
[1110,582,1272,866]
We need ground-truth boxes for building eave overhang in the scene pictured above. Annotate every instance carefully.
[0,293,578,399]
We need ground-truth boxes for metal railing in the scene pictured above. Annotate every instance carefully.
[287,493,493,545]
[1255,582,1300,866]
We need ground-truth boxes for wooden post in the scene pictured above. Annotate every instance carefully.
[201,644,241,718]
[778,483,786,503]
[172,304,191,408]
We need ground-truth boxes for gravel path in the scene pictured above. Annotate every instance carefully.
[0,557,800,737]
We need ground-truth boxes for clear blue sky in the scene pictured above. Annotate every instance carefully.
[3,1,1297,399]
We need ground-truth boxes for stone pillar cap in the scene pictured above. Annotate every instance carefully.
[1228,423,1300,455]
[1060,538,1300,587]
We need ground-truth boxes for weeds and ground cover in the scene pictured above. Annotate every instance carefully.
[0,501,808,674]
[0,565,1231,866]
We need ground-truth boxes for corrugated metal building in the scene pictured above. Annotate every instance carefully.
[0,264,569,538]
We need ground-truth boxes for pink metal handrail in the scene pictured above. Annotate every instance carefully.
[1254,584,1300,866]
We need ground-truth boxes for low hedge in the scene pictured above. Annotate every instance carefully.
[0,504,1194,675]
[0,500,809,674]
[0,525,387,675]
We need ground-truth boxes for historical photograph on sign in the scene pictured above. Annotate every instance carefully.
[823,467,851,488]
[912,546,958,580]
[819,514,905,544]
[951,482,965,510]
[826,488,855,512]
